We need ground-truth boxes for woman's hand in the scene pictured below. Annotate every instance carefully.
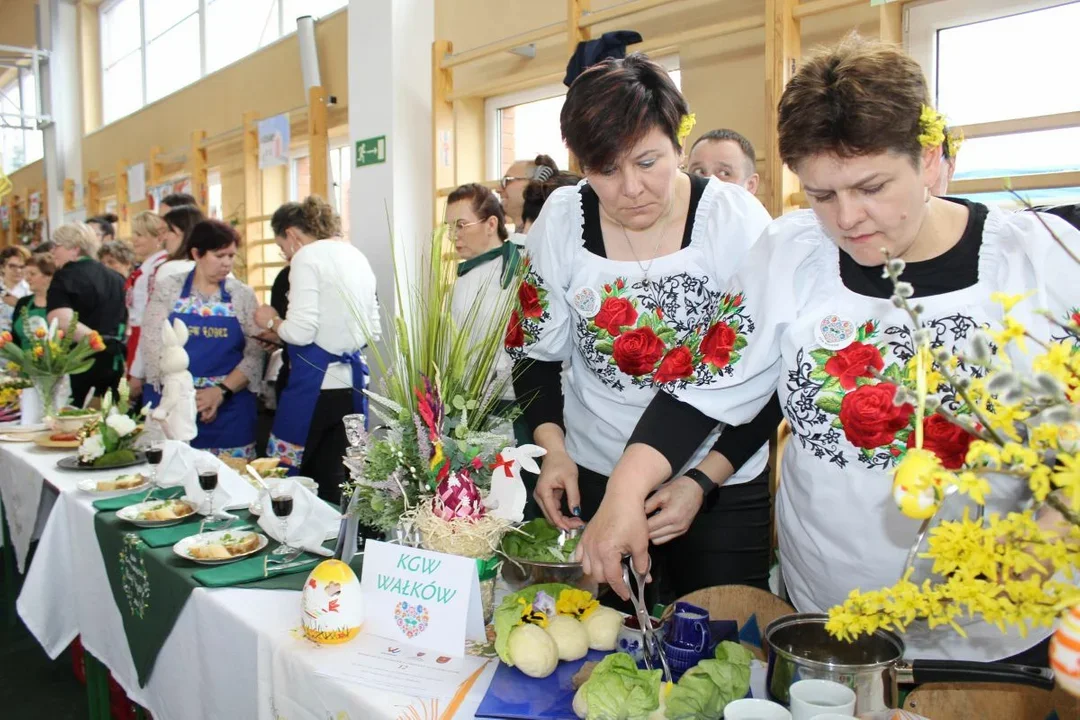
[254,330,282,352]
[534,448,584,531]
[128,377,143,400]
[3,293,17,307]
[577,491,651,601]
[645,476,704,545]
[253,304,279,331]
[195,386,224,423]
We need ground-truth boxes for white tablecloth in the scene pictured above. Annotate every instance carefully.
[0,441,87,572]
[12,442,497,720]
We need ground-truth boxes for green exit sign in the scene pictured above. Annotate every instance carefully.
[355,136,386,167]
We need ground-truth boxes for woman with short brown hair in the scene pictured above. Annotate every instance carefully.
[508,53,775,602]
[580,36,1080,662]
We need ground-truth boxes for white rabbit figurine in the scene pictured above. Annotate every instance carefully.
[151,318,198,442]
[484,444,546,522]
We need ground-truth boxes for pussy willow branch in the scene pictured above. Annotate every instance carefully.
[1009,188,1080,267]
[1045,493,1080,529]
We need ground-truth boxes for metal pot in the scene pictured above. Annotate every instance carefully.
[764,614,1054,714]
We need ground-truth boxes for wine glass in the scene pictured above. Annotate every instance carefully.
[196,459,220,531]
[270,489,295,556]
[143,445,164,499]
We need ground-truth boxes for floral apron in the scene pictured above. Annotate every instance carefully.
[775,239,1050,661]
[144,272,256,458]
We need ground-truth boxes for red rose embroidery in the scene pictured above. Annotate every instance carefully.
[731,293,743,307]
[612,327,666,376]
[907,415,975,469]
[505,310,524,348]
[824,341,885,390]
[654,346,694,383]
[864,321,876,335]
[594,297,639,336]
[615,278,625,289]
[700,322,737,369]
[1072,312,1080,327]
[518,282,543,318]
[838,383,913,449]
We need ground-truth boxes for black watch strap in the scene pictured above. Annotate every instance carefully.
[684,468,720,513]
[216,382,234,401]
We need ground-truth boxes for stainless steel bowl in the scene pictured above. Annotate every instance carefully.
[500,555,598,595]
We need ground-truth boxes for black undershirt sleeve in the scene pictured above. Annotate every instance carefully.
[512,359,566,433]
[710,393,782,472]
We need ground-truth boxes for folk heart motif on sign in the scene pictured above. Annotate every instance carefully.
[394,600,430,639]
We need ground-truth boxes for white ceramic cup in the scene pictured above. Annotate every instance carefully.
[789,679,857,720]
[723,698,793,720]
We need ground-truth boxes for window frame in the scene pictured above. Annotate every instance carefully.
[483,54,681,181]
[98,0,347,126]
[0,68,45,173]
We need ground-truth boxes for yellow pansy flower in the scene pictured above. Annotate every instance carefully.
[556,588,599,620]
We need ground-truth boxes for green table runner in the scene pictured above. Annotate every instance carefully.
[92,487,184,512]
[92,506,356,686]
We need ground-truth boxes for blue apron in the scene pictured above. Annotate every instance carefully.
[266,342,368,471]
[145,272,257,458]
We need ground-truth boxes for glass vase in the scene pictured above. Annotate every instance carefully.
[32,375,66,422]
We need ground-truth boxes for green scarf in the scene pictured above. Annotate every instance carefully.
[456,241,521,289]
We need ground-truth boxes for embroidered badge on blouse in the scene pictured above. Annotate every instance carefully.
[571,286,602,318]
[815,313,857,351]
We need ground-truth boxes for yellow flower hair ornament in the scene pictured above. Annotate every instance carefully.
[918,104,947,150]
[944,127,964,160]
[676,113,697,146]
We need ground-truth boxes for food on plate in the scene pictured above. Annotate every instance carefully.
[572,661,598,690]
[249,457,289,477]
[187,532,260,560]
[571,642,753,719]
[583,606,623,651]
[546,614,589,662]
[494,583,619,679]
[507,623,559,679]
[135,500,194,522]
[96,473,148,491]
[58,407,97,417]
[49,432,79,442]
[500,517,580,563]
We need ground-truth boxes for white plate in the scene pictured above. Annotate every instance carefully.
[0,432,35,442]
[77,474,149,497]
[117,499,198,527]
[0,422,46,434]
[173,530,268,565]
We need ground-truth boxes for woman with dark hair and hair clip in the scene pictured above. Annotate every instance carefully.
[142,220,263,457]
[156,205,206,282]
[519,171,582,234]
[580,36,1080,663]
[506,53,775,604]
[253,197,378,503]
[86,213,118,243]
[499,154,560,233]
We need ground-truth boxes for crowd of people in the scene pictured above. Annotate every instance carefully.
[6,192,373,503]
[5,30,1077,670]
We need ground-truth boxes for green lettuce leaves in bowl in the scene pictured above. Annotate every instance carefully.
[500,518,580,563]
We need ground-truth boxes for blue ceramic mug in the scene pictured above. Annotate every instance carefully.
[669,601,711,653]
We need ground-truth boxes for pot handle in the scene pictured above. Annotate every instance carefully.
[905,660,1055,690]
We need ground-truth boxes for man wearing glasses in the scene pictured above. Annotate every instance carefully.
[0,247,30,333]
[497,155,558,230]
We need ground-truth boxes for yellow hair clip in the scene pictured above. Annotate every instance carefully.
[676,113,697,146]
[944,127,964,160]
[917,104,946,150]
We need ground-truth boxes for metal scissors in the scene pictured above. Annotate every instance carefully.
[621,554,671,682]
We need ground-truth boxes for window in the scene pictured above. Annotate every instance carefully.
[207,169,223,220]
[485,57,681,179]
[99,0,347,124]
[908,0,1080,206]
[0,70,45,174]
[289,145,350,236]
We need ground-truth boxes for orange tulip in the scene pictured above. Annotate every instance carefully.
[56,329,65,339]
[33,327,46,339]
[88,332,106,352]
[32,346,44,359]
[0,331,10,348]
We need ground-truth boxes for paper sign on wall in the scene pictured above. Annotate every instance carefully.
[258,113,291,169]
[27,192,41,221]
[359,540,485,658]
[128,163,147,204]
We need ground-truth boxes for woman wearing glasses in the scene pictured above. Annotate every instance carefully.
[0,247,30,334]
[446,184,526,439]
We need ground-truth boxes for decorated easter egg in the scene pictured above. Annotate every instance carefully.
[1051,604,1080,697]
[301,559,363,644]
[433,471,485,521]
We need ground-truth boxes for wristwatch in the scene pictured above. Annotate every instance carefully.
[683,468,720,513]
[216,382,234,402]
[265,315,277,331]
